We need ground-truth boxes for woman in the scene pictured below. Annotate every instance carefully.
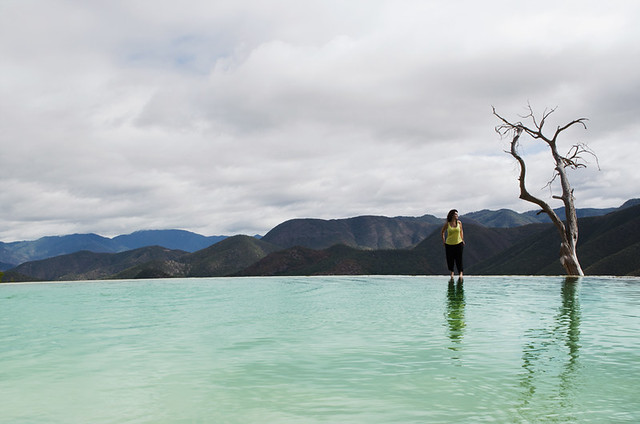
[441,209,464,280]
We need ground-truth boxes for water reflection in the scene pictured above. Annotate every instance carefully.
[446,278,465,352]
[519,277,582,419]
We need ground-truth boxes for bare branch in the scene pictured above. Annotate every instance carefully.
[543,170,560,190]
[558,118,588,132]
[536,105,557,133]
[563,143,600,170]
[493,106,542,141]
[519,103,537,127]
[553,118,589,142]
[505,124,561,223]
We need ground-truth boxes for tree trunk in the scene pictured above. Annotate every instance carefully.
[550,141,584,276]
[560,241,583,276]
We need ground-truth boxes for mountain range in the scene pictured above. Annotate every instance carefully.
[5,236,280,281]
[2,199,638,282]
[240,202,640,277]
[260,214,443,250]
[0,230,228,269]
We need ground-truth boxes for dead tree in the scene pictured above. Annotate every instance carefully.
[493,105,597,276]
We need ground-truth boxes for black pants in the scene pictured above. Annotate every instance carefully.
[445,242,464,273]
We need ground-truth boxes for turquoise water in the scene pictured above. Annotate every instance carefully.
[1,276,639,423]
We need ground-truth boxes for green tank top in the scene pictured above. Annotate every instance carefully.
[445,223,463,245]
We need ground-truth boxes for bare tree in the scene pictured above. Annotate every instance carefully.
[493,105,598,276]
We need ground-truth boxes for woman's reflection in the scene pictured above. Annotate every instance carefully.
[446,278,466,352]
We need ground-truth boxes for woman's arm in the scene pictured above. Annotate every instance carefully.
[441,223,448,244]
[459,222,464,244]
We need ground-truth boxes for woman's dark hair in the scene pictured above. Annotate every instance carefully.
[447,209,458,223]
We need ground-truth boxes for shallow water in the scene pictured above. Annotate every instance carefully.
[1,276,639,423]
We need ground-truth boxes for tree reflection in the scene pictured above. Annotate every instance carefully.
[519,277,582,419]
[558,277,581,407]
[446,278,465,352]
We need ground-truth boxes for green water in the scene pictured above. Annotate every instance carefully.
[1,276,639,423]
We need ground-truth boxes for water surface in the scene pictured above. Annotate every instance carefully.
[1,276,639,423]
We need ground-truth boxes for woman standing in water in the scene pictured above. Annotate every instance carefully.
[441,209,465,280]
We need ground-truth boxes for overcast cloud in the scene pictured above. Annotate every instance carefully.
[1,0,639,241]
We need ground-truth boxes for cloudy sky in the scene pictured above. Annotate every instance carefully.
[1,0,638,241]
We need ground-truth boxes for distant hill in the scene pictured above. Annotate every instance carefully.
[471,203,640,276]
[0,233,115,267]
[238,244,435,276]
[0,261,16,270]
[463,198,639,228]
[179,235,280,277]
[112,230,227,253]
[0,230,227,269]
[525,198,640,223]
[261,215,443,250]
[239,223,550,276]
[239,205,640,277]
[461,209,542,228]
[3,236,280,282]
[112,235,281,279]
[5,246,187,281]
[256,200,639,250]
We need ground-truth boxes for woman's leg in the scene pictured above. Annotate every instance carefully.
[445,244,455,278]
[454,243,464,277]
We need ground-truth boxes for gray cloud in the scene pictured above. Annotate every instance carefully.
[1,0,638,241]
